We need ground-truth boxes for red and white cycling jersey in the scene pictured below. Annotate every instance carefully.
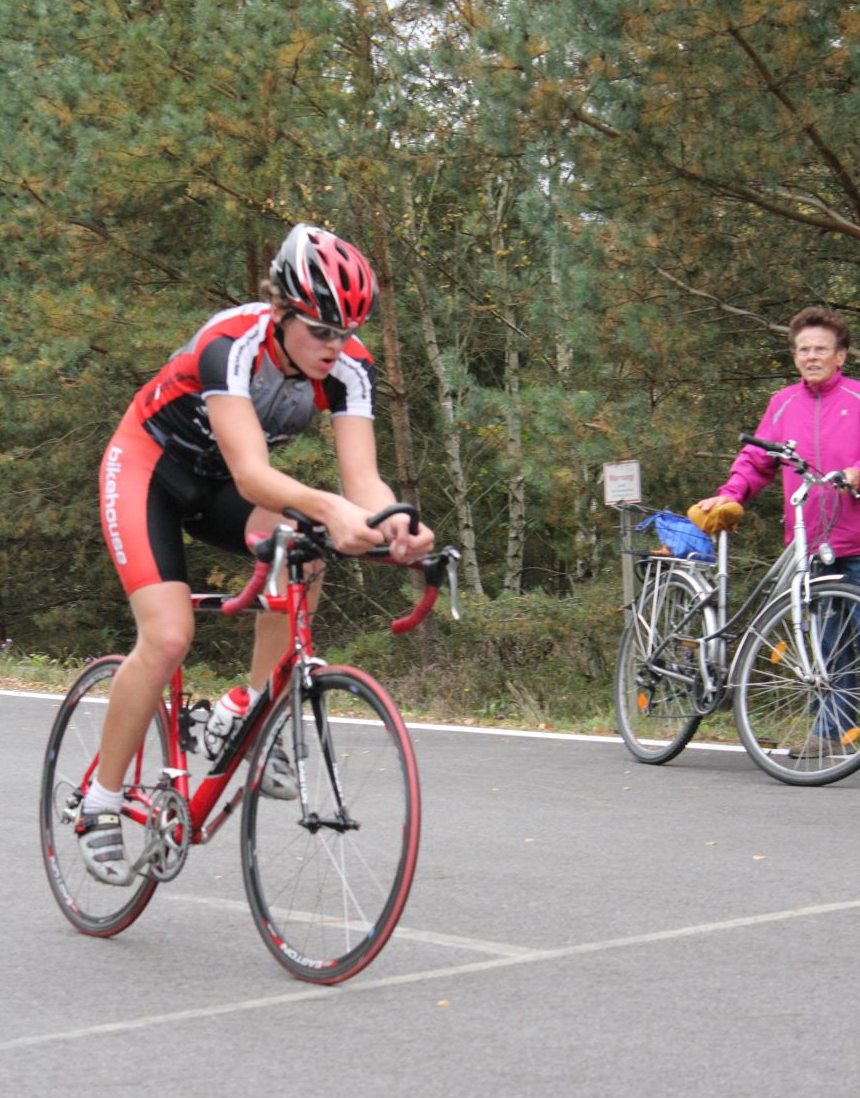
[131,303,376,477]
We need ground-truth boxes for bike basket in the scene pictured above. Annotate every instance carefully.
[635,510,716,562]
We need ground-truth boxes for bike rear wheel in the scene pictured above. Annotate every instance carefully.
[615,570,715,763]
[735,581,860,786]
[39,656,169,935]
[241,665,421,984]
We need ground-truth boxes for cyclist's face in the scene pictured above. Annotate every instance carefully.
[274,314,354,379]
[792,326,847,387]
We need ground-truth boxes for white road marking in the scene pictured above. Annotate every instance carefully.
[163,892,547,957]
[0,689,748,751]
[4,896,860,1052]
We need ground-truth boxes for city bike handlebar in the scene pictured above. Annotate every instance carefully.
[222,505,461,631]
[739,432,860,498]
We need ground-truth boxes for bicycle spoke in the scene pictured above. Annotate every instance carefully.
[241,666,420,983]
[736,583,860,785]
[615,571,714,763]
[40,656,168,935]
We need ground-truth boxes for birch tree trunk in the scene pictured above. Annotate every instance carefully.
[502,331,525,593]
[489,176,526,594]
[411,256,484,595]
[370,209,420,510]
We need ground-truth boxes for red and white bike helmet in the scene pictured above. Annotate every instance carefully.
[270,223,378,328]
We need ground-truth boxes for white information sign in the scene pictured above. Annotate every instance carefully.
[603,461,642,505]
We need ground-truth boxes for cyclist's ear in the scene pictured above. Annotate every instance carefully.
[687,501,744,535]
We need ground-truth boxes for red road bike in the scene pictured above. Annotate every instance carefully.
[40,505,460,984]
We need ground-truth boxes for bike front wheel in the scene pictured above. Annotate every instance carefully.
[615,570,716,763]
[735,581,860,786]
[241,665,421,984]
[40,656,169,935]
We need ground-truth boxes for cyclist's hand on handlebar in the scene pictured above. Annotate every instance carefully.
[321,496,388,555]
[378,511,435,562]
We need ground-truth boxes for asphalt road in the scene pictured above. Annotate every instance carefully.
[3,689,860,1097]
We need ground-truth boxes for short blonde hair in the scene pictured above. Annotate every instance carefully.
[259,277,293,312]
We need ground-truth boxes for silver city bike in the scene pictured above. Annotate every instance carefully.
[614,434,860,786]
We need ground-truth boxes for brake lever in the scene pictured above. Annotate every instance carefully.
[824,470,860,500]
[446,548,461,621]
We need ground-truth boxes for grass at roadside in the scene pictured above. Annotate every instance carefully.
[0,646,621,734]
[0,647,745,746]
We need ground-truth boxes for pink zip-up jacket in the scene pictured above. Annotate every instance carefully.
[717,371,860,556]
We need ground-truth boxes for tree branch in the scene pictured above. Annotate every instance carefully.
[653,266,860,359]
[726,21,860,219]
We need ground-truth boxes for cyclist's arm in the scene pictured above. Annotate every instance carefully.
[333,416,434,560]
[206,395,382,553]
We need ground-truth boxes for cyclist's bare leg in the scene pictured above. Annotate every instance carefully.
[96,582,194,792]
[245,507,324,689]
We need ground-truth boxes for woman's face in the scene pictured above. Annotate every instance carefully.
[792,325,847,387]
[274,312,354,379]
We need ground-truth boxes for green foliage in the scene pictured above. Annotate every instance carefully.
[323,581,623,728]
[1,0,857,726]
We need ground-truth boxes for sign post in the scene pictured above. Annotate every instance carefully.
[603,461,642,616]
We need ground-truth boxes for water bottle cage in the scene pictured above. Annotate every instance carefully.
[202,723,230,760]
[179,698,212,755]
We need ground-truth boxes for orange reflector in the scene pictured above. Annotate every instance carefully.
[637,693,648,713]
[840,727,860,746]
[770,641,787,664]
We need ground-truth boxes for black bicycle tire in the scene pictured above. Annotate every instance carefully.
[39,655,168,936]
[734,581,860,786]
[614,571,713,764]
[240,664,421,984]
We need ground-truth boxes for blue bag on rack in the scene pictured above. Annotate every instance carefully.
[635,510,716,562]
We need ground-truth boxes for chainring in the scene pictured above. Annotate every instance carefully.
[141,787,191,882]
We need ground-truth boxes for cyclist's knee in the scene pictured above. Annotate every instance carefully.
[134,619,193,677]
[137,633,191,679]
[128,583,194,673]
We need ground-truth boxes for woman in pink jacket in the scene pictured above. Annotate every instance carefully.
[696,306,858,758]
[697,306,860,556]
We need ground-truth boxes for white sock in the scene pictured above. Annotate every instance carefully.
[247,685,261,706]
[82,777,123,816]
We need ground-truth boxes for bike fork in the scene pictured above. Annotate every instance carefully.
[289,662,356,834]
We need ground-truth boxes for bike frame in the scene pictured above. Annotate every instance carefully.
[116,519,459,850]
[121,552,311,847]
[629,461,848,709]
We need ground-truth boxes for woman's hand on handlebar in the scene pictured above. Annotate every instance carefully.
[841,466,860,493]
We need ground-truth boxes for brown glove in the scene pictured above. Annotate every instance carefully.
[687,500,744,535]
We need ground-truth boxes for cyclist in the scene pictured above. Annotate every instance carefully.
[693,305,860,756]
[80,223,434,885]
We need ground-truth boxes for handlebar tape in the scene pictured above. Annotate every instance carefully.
[222,559,269,616]
[391,586,439,635]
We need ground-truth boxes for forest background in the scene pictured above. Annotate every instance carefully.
[2,0,858,732]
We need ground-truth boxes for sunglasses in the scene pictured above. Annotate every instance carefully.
[294,313,355,343]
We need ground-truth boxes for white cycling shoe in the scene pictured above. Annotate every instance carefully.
[262,743,299,800]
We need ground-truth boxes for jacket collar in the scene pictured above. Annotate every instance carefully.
[802,369,844,397]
